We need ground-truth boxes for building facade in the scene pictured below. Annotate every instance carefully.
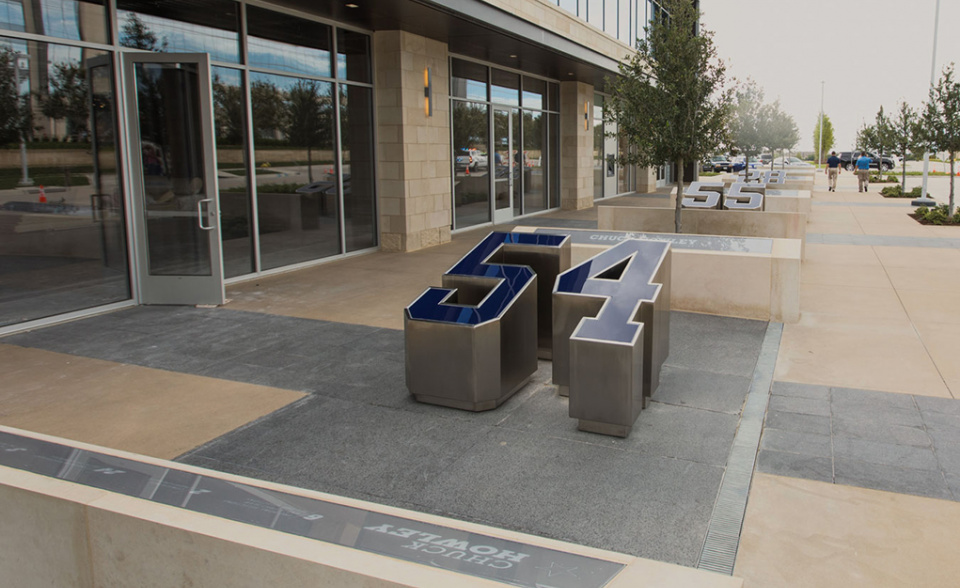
[0,0,677,333]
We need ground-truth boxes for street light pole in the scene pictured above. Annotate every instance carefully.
[15,53,33,187]
[818,81,824,167]
[920,0,940,201]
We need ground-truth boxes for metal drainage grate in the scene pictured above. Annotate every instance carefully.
[697,322,782,575]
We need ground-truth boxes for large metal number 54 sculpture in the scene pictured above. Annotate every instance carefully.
[405,232,671,437]
[553,240,671,437]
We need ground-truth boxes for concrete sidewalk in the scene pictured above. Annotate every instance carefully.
[3,173,960,586]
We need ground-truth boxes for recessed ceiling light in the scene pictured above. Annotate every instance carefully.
[567,72,574,76]
[346,2,359,7]
[509,54,517,58]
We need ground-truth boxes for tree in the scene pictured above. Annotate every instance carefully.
[213,74,245,146]
[919,63,960,215]
[871,106,895,171]
[284,80,333,183]
[120,13,166,51]
[605,0,730,232]
[764,100,799,168]
[251,79,284,140]
[0,48,31,146]
[40,62,89,141]
[889,101,918,195]
[729,79,765,167]
[812,113,835,164]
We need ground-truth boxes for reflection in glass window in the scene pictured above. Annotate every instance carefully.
[212,66,253,278]
[452,101,489,229]
[0,38,129,326]
[521,76,544,111]
[336,28,370,84]
[594,95,604,198]
[548,113,559,208]
[340,84,376,251]
[490,69,519,106]
[1,0,108,43]
[451,59,486,101]
[247,5,331,78]
[250,72,340,269]
[117,0,239,63]
[522,110,546,213]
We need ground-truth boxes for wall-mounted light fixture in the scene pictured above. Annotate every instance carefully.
[424,67,433,117]
[584,100,589,131]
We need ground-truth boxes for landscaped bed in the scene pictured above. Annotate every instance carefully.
[911,204,960,225]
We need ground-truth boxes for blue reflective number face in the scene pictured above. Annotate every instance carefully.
[555,240,669,344]
[406,232,568,325]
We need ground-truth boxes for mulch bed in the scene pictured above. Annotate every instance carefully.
[909,212,960,226]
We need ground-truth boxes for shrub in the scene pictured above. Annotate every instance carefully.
[914,205,929,216]
[881,185,904,197]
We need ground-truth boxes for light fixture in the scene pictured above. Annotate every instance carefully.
[509,54,517,58]
[345,2,359,7]
[584,100,589,131]
[424,67,433,117]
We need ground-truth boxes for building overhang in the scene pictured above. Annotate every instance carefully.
[270,0,626,88]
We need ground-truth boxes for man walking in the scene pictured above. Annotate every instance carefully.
[855,151,872,193]
[826,151,841,192]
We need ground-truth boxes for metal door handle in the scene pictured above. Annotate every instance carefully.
[197,198,214,230]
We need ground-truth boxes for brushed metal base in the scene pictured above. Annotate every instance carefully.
[577,419,631,438]
[412,375,532,412]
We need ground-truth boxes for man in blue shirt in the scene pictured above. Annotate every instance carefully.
[826,151,842,192]
[855,152,872,192]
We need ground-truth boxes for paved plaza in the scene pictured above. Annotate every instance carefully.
[3,171,960,585]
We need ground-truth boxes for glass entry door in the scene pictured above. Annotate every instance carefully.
[493,108,520,224]
[123,53,224,305]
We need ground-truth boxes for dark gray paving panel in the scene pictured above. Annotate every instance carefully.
[832,437,939,471]
[763,410,831,436]
[651,365,751,414]
[834,458,952,501]
[416,427,723,567]
[916,396,960,417]
[806,233,960,248]
[767,395,831,417]
[831,386,917,411]
[832,418,929,448]
[665,312,767,378]
[180,396,495,505]
[756,450,833,483]
[760,429,831,458]
[770,381,830,400]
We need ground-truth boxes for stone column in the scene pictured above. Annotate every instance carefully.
[374,31,452,252]
[559,81,595,210]
[636,166,658,193]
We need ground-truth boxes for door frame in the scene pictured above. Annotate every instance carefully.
[492,106,517,225]
[122,52,224,306]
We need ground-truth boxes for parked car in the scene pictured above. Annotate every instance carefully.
[771,156,814,168]
[454,148,488,173]
[838,151,895,172]
[707,155,733,172]
[732,156,763,173]
[759,153,773,165]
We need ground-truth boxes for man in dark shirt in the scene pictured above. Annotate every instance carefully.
[826,151,841,192]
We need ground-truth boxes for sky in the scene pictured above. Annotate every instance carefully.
[700,0,960,153]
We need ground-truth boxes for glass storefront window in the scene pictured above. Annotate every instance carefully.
[452,100,490,229]
[521,76,544,111]
[451,59,486,101]
[250,71,340,270]
[0,37,128,326]
[246,5,331,78]
[340,84,376,252]
[522,110,546,213]
[618,0,632,44]
[212,66,253,278]
[117,0,239,63]
[490,68,519,106]
[593,94,603,199]
[0,0,108,44]
[548,112,559,208]
[336,28,370,84]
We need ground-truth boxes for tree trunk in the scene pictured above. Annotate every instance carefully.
[674,157,684,233]
[307,146,314,183]
[901,151,907,195]
[950,153,956,217]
